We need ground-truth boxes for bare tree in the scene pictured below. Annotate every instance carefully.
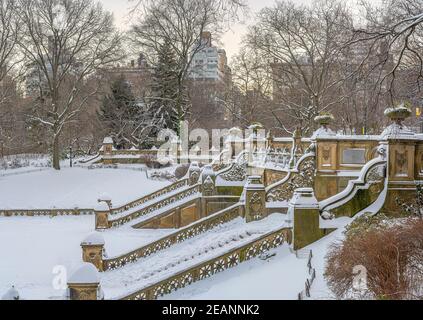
[247,0,354,134]
[130,0,246,134]
[17,0,123,170]
[0,0,19,104]
[352,0,423,102]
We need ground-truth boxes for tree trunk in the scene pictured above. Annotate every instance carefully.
[52,135,61,170]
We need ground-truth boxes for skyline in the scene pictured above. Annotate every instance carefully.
[100,0,314,61]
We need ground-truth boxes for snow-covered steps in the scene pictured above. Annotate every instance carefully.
[102,204,243,271]
[110,179,190,217]
[99,214,292,300]
[108,183,199,228]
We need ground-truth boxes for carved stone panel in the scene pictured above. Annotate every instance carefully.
[317,143,337,171]
[389,144,416,181]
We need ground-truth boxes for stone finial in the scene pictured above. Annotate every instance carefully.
[81,233,105,272]
[67,263,100,301]
[312,113,336,139]
[382,103,415,139]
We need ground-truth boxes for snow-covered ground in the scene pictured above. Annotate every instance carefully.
[0,167,170,209]
[0,216,173,300]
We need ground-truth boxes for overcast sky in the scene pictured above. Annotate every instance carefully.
[99,0,364,62]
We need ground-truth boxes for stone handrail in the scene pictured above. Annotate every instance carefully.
[265,153,316,204]
[110,178,189,215]
[0,208,94,217]
[108,183,201,228]
[0,178,189,218]
[103,203,243,271]
[319,156,387,215]
[118,226,292,300]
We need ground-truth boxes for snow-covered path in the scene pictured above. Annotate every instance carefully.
[100,214,288,299]
[0,216,173,300]
[0,167,169,209]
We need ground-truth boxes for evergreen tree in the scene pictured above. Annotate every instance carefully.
[150,41,180,133]
[98,75,138,149]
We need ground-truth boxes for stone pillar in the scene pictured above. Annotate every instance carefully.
[102,137,114,165]
[245,176,267,223]
[81,233,105,272]
[201,165,216,196]
[189,162,201,186]
[67,263,101,301]
[95,203,110,231]
[289,188,322,251]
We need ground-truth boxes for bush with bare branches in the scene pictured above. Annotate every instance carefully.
[325,217,423,300]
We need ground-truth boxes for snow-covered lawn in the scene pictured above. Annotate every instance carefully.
[0,167,170,209]
[0,216,173,300]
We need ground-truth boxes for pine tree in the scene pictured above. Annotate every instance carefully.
[98,75,138,149]
[150,41,180,133]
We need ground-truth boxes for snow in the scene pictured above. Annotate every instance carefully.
[0,215,172,300]
[0,167,170,209]
[103,137,114,144]
[95,203,110,212]
[1,286,20,300]
[101,214,289,299]
[82,233,105,246]
[68,263,99,284]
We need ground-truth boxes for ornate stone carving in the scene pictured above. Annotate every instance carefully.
[267,156,316,202]
[366,164,386,184]
[395,150,408,176]
[249,192,264,217]
[202,176,215,196]
[221,164,247,182]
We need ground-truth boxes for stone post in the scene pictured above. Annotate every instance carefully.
[201,165,216,197]
[95,203,110,231]
[245,176,267,223]
[67,263,101,300]
[81,233,105,272]
[288,188,322,250]
[189,162,201,186]
[102,137,114,165]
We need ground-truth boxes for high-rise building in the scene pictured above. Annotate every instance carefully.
[189,32,231,83]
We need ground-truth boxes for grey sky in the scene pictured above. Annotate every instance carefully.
[99,0,362,62]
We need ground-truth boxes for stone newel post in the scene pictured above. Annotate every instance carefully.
[81,233,105,272]
[102,137,114,165]
[188,162,201,186]
[288,188,322,250]
[95,202,110,231]
[67,263,101,300]
[245,176,267,223]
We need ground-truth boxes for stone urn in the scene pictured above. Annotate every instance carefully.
[384,104,412,127]
[314,113,335,129]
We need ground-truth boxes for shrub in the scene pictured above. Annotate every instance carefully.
[325,218,423,300]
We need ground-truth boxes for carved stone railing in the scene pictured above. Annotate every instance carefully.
[103,204,243,271]
[319,156,387,218]
[108,184,201,228]
[118,226,292,300]
[0,179,189,218]
[0,208,94,217]
[266,153,316,204]
[110,179,189,215]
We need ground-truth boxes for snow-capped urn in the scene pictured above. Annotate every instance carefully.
[1,286,20,300]
[382,103,415,139]
[312,113,336,139]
